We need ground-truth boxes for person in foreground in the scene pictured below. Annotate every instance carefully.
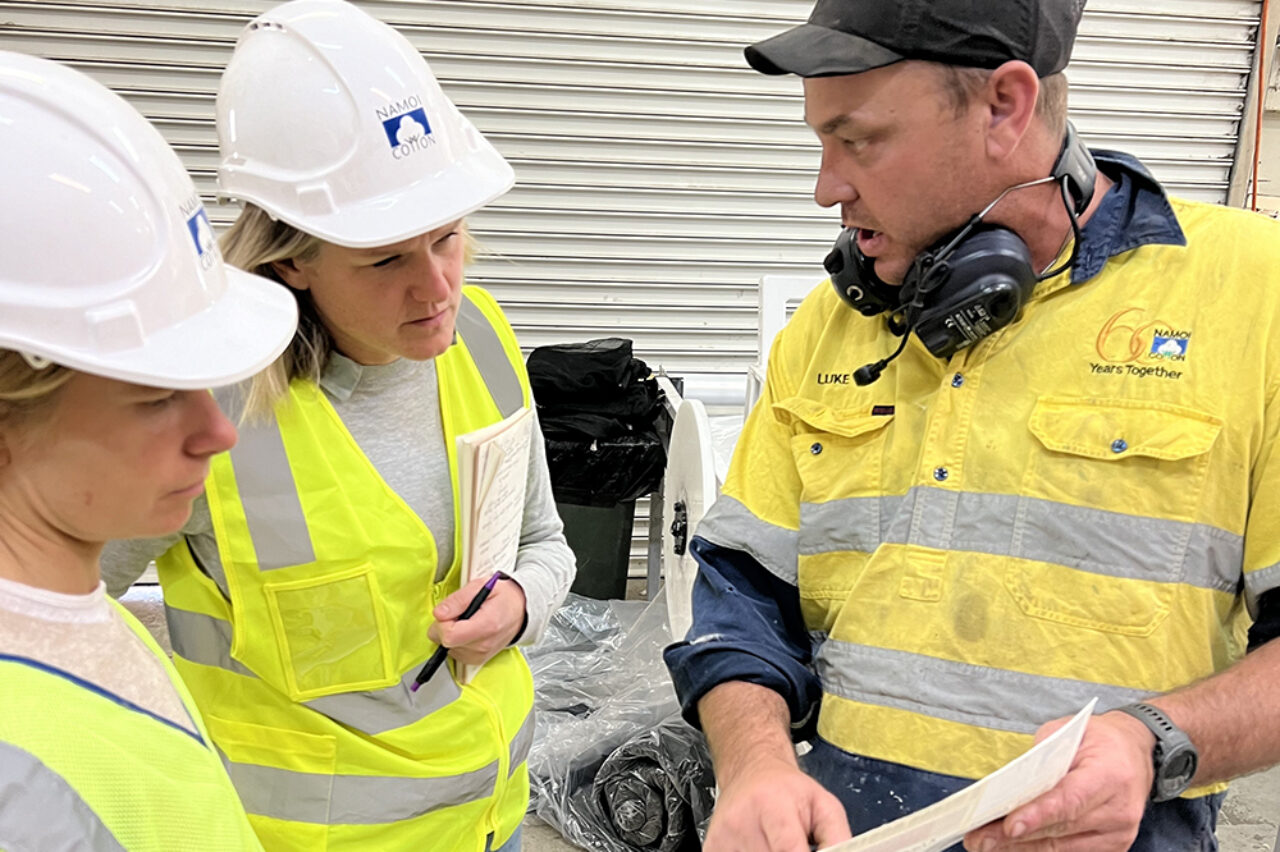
[0,51,296,850]
[100,2,575,850]
[663,1,1280,850]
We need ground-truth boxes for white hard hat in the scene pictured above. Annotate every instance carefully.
[0,51,297,390]
[216,0,515,249]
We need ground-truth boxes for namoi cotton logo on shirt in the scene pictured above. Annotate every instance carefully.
[1151,336,1189,359]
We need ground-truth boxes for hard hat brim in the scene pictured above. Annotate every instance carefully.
[9,266,298,391]
[255,148,515,250]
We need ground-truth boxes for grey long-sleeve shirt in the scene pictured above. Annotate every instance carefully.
[101,352,575,645]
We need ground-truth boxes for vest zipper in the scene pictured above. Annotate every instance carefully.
[473,681,510,843]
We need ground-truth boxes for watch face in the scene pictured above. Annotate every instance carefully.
[1165,749,1197,781]
[1155,743,1199,801]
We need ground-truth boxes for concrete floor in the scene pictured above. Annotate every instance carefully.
[121,583,1277,851]
[1218,767,1280,852]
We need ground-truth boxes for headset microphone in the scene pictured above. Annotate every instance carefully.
[853,329,910,386]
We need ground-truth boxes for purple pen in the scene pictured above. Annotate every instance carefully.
[410,572,507,692]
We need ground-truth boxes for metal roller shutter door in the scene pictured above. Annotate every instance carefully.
[1,0,1263,575]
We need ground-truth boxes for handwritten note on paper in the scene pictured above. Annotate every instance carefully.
[454,406,533,684]
[467,408,533,584]
[820,699,1098,852]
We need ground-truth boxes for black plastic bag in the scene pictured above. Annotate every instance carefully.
[543,435,667,506]
[592,718,716,851]
[527,338,647,404]
[527,338,670,504]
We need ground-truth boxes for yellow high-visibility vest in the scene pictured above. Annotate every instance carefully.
[0,602,262,851]
[157,287,534,851]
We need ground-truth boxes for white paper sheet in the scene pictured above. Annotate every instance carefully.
[819,698,1098,852]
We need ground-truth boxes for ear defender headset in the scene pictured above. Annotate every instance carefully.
[824,122,1098,386]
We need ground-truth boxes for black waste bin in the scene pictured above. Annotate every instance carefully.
[555,501,635,600]
[529,339,670,600]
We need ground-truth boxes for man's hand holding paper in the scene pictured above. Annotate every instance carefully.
[962,710,1156,852]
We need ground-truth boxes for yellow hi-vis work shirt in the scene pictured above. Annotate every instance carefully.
[155,287,534,852]
[0,602,262,851]
[698,186,1280,789]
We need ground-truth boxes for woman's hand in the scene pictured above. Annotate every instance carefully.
[427,575,527,666]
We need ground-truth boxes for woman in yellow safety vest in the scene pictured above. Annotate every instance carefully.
[0,53,297,850]
[100,2,576,851]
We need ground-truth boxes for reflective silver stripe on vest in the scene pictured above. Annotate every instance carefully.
[227,414,316,571]
[697,495,800,586]
[507,711,535,775]
[0,742,127,851]
[816,640,1151,735]
[455,295,523,417]
[1245,561,1280,616]
[220,751,499,825]
[165,605,463,735]
[799,487,1242,593]
[305,659,461,736]
[166,604,255,678]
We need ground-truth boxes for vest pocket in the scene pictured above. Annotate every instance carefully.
[264,563,398,700]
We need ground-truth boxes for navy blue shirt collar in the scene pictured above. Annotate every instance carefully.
[1070,149,1186,284]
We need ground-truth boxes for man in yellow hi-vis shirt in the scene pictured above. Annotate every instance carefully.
[664,1,1280,850]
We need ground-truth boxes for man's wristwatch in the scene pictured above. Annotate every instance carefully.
[1114,703,1199,802]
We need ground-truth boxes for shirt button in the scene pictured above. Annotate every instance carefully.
[951,373,965,388]
[810,442,823,455]
[933,467,949,482]
[1111,439,1128,454]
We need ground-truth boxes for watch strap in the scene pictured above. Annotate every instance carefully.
[1115,702,1179,740]
[1115,702,1198,802]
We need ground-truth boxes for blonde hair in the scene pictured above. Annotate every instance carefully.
[0,351,75,426]
[220,205,478,419]
[219,204,328,420]
[936,65,1070,139]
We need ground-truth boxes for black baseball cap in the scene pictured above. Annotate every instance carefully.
[745,0,1086,78]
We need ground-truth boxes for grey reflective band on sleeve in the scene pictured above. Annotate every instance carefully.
[0,742,127,851]
[1245,562,1280,617]
[226,414,317,571]
[696,495,800,586]
[455,295,524,418]
[219,751,500,825]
